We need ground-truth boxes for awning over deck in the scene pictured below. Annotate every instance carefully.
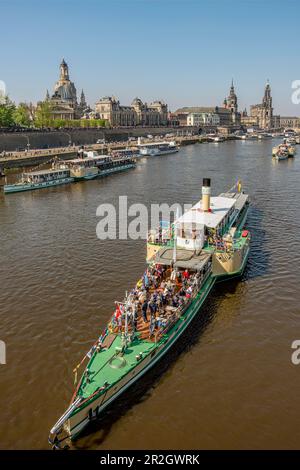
[219,191,249,211]
[152,247,211,271]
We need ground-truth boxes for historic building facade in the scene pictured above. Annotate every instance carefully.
[250,81,273,129]
[187,111,220,126]
[175,82,241,127]
[175,106,232,126]
[279,116,300,129]
[43,59,87,120]
[95,96,168,127]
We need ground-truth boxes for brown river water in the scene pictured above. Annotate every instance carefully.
[0,139,300,450]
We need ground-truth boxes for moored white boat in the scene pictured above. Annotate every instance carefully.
[213,136,225,142]
[138,141,178,156]
[4,168,74,194]
[54,152,136,180]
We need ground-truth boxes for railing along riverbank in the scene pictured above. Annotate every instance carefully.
[0,135,238,170]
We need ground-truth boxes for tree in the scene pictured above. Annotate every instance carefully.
[13,102,31,127]
[0,96,16,127]
[34,101,53,128]
[52,119,66,129]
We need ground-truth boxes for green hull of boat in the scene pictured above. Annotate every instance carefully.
[4,177,74,193]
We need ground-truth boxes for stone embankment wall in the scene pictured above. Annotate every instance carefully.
[0,127,195,152]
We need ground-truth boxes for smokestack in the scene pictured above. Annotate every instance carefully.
[202,178,211,212]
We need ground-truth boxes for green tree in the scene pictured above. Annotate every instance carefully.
[0,96,16,127]
[13,102,31,127]
[52,119,66,129]
[34,101,53,128]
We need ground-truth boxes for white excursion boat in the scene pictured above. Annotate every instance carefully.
[272,141,296,159]
[258,132,272,140]
[4,152,136,194]
[273,149,289,161]
[4,168,74,193]
[54,152,136,180]
[138,141,178,156]
[286,137,297,146]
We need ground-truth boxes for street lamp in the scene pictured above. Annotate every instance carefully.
[63,132,72,147]
[24,135,30,152]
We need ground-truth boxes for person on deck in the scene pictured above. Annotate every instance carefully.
[183,269,190,280]
[149,300,157,316]
[143,272,150,290]
[142,300,148,323]
[149,315,156,338]
[170,268,177,282]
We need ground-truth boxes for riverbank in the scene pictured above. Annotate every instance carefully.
[0,133,239,170]
[0,126,198,152]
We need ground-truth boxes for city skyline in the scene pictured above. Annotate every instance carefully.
[1,0,300,115]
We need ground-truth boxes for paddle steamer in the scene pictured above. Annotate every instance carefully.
[49,178,250,448]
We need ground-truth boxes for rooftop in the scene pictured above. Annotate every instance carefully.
[175,196,236,229]
[175,106,231,114]
[24,169,68,176]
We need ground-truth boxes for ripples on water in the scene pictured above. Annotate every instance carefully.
[1,140,300,449]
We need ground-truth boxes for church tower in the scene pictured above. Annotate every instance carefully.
[261,80,273,129]
[224,80,239,124]
[59,59,69,81]
[80,89,87,109]
[54,58,77,104]
[228,80,238,114]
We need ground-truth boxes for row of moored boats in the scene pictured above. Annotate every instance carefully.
[2,141,179,194]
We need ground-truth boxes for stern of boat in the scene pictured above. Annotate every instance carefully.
[212,230,250,281]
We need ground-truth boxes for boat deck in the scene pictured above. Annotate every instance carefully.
[79,334,156,399]
[77,267,205,401]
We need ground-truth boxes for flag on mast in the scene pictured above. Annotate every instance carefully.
[173,207,180,264]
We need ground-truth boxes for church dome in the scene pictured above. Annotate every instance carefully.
[131,97,143,107]
[54,81,77,102]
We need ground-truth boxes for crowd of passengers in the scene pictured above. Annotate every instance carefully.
[109,264,204,339]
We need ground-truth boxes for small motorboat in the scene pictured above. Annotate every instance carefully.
[272,141,296,158]
[273,148,289,161]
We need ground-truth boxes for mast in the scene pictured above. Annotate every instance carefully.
[172,207,180,264]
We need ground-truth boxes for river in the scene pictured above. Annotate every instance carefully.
[1,138,300,449]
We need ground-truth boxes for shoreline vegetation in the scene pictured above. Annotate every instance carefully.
[0,96,107,130]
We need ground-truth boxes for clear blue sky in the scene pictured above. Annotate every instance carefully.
[1,0,300,115]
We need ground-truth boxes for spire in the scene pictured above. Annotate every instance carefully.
[80,89,87,108]
[45,89,50,101]
[230,78,235,94]
[263,80,271,100]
